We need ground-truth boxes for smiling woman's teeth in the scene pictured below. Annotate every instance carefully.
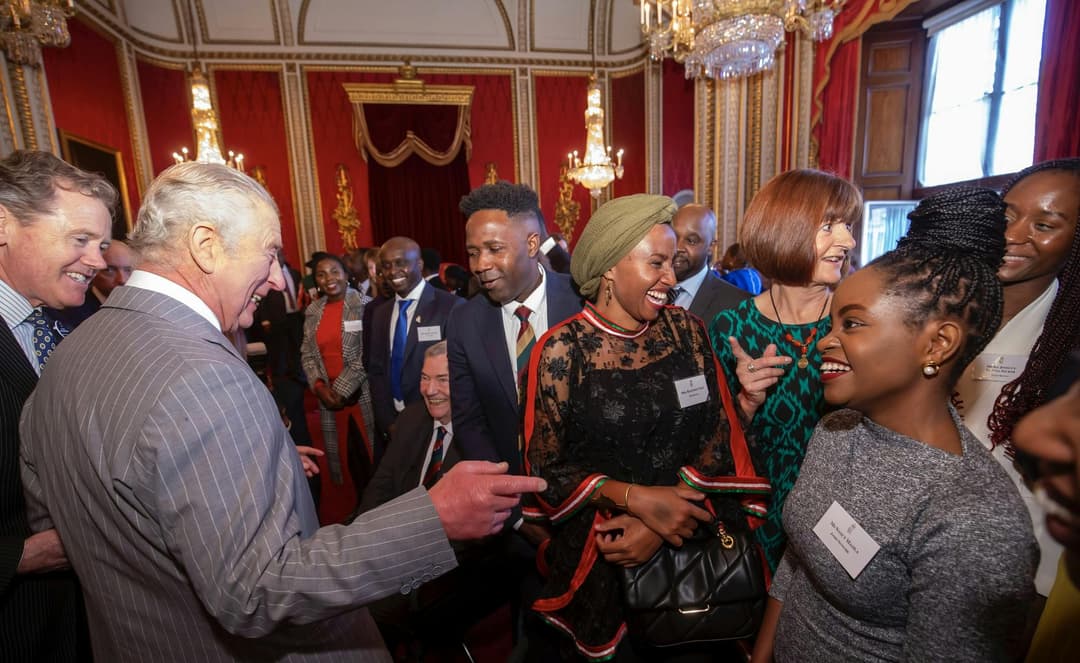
[646,289,667,305]
[821,361,850,373]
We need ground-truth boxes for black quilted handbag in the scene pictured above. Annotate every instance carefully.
[619,516,766,647]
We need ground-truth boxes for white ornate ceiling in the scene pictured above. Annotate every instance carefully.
[77,0,647,67]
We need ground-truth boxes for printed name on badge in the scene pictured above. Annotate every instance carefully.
[343,320,362,333]
[970,354,1027,382]
[812,500,881,579]
[417,325,442,342]
[674,375,709,409]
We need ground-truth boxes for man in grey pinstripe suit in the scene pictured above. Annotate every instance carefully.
[19,162,545,662]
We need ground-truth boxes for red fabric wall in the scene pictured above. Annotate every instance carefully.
[611,70,646,198]
[305,69,516,259]
[814,39,860,178]
[136,61,192,178]
[44,18,139,223]
[534,74,593,245]
[662,59,694,196]
[1034,0,1080,161]
[213,69,300,267]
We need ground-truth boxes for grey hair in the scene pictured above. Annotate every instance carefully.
[0,150,117,223]
[424,340,448,360]
[129,162,278,266]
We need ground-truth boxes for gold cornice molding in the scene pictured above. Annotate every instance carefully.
[609,63,645,79]
[343,81,475,107]
[297,0,514,51]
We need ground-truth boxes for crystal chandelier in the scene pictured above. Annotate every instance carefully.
[170,0,245,172]
[0,0,75,66]
[641,0,846,80]
[566,75,624,199]
[171,66,245,172]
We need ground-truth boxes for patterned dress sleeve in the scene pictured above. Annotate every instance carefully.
[680,310,770,524]
[524,323,607,525]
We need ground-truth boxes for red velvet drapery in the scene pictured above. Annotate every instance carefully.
[363,103,470,265]
[1034,0,1080,161]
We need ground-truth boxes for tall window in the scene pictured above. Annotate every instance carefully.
[918,0,1046,187]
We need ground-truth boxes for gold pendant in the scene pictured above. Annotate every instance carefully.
[797,357,809,369]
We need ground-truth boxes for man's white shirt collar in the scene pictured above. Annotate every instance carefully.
[676,264,710,304]
[126,270,222,331]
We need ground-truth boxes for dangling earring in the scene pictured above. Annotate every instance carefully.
[922,360,940,377]
[604,280,613,305]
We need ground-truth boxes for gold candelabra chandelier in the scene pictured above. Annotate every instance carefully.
[640,0,846,80]
[0,0,75,66]
[170,0,245,172]
[171,66,245,172]
[566,75,624,199]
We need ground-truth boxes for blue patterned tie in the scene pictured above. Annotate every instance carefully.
[26,309,64,372]
[390,299,412,401]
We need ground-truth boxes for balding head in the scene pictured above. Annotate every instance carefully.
[92,240,135,296]
[379,236,423,297]
[671,204,718,282]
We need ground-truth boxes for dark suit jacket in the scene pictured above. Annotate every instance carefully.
[447,270,581,475]
[0,314,79,660]
[687,270,750,328]
[253,265,304,380]
[367,284,462,442]
[49,290,102,331]
[358,401,460,514]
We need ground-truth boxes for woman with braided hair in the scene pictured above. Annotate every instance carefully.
[951,158,1080,648]
[752,187,1036,662]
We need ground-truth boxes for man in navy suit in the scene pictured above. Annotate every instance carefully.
[0,150,116,660]
[669,203,748,324]
[447,182,581,478]
[367,236,461,454]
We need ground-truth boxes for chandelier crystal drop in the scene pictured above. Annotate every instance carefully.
[567,75,624,199]
[641,0,845,81]
[0,0,75,66]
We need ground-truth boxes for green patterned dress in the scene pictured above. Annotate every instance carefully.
[709,298,831,571]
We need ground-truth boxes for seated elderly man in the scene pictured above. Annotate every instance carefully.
[357,340,524,657]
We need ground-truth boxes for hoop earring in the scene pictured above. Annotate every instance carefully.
[922,360,940,377]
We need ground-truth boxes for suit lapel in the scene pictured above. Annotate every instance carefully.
[0,319,37,397]
[479,299,518,407]
[405,284,435,366]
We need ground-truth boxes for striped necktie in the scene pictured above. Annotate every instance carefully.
[514,305,535,390]
[422,426,447,488]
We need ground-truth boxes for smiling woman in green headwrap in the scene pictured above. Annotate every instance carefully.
[520,195,768,661]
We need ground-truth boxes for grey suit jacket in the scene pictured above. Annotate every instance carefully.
[687,270,750,328]
[19,285,457,662]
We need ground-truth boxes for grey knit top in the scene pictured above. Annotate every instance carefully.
[772,408,1037,662]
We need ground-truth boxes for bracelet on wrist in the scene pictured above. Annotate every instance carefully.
[621,483,634,515]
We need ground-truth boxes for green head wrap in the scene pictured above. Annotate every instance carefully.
[570,194,677,299]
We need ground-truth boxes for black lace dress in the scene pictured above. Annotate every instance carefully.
[523,304,767,660]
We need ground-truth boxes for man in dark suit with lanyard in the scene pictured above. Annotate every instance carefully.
[669,203,748,324]
[0,150,116,660]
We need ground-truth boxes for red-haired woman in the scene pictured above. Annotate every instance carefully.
[709,169,861,571]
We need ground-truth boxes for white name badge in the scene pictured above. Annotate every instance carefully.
[812,501,881,579]
[674,375,709,409]
[343,320,362,333]
[417,325,442,342]
[970,353,1027,382]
